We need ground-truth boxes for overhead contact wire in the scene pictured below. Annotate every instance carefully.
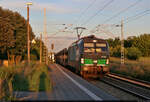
[102,0,142,24]
[75,0,97,26]
[81,0,114,26]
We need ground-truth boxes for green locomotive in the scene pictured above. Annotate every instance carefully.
[67,35,109,78]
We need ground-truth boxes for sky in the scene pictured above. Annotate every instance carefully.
[0,0,150,52]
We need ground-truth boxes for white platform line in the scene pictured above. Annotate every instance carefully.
[56,64,103,101]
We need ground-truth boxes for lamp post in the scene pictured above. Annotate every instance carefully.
[27,2,32,64]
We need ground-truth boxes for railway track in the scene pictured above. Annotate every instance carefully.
[64,65,150,100]
[107,73,150,89]
[100,73,150,100]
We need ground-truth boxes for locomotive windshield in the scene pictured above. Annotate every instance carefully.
[84,48,95,52]
[84,42,107,52]
[84,43,94,47]
[96,43,107,52]
[84,43,95,52]
[96,43,106,47]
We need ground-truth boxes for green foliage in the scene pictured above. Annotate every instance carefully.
[30,38,41,60]
[29,64,51,92]
[0,66,17,100]
[12,73,29,91]
[11,62,51,92]
[0,7,49,63]
[107,37,120,48]
[127,47,142,60]
[0,62,52,100]
[0,7,35,62]
[132,34,150,56]
[107,34,150,59]
[111,45,121,57]
[0,17,15,54]
[109,45,127,57]
[124,36,136,48]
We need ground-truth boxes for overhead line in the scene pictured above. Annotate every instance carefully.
[102,0,142,24]
[124,9,150,22]
[96,9,150,38]
[124,10,150,24]
[81,0,114,26]
[90,0,142,38]
[111,9,150,25]
[74,0,97,26]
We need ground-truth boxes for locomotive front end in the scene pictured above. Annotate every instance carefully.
[81,39,109,78]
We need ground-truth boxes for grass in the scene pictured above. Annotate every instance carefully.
[12,62,52,92]
[0,61,52,101]
[0,65,18,100]
[109,57,150,82]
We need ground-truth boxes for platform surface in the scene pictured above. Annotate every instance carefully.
[15,64,118,101]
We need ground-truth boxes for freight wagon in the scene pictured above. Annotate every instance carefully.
[55,48,68,66]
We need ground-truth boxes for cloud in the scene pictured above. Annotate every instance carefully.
[69,0,91,3]
[47,36,77,40]
[33,2,77,13]
[0,0,77,13]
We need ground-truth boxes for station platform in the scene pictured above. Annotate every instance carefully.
[15,64,118,101]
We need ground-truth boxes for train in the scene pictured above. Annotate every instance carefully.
[55,35,110,78]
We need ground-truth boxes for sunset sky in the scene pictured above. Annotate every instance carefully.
[0,0,150,52]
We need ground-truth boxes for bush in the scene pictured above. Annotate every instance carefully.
[112,45,121,57]
[110,45,127,58]
[0,66,17,100]
[127,47,142,60]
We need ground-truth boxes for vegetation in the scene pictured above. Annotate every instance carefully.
[126,47,142,60]
[0,62,52,100]
[0,7,34,64]
[107,34,150,81]
[0,6,50,101]
[109,57,150,82]
[0,7,47,65]
[107,34,150,60]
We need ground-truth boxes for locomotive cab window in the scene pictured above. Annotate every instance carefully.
[84,43,94,47]
[84,43,95,52]
[84,48,95,52]
[96,48,102,52]
[96,43,107,52]
[96,43,106,47]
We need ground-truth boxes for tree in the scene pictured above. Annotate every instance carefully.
[124,36,136,48]
[132,34,150,56]
[107,38,114,47]
[107,37,120,48]
[0,17,15,60]
[127,47,142,60]
[0,7,35,65]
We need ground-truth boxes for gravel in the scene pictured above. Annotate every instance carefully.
[87,79,142,101]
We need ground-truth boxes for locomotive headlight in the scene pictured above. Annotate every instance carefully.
[84,67,88,71]
[93,60,97,63]
[93,40,97,43]
[106,59,109,64]
[81,58,84,64]
[101,56,106,58]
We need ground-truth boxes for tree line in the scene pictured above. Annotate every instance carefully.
[0,7,46,65]
[107,33,150,60]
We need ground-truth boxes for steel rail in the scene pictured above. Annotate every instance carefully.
[102,75,150,100]
[107,73,150,89]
